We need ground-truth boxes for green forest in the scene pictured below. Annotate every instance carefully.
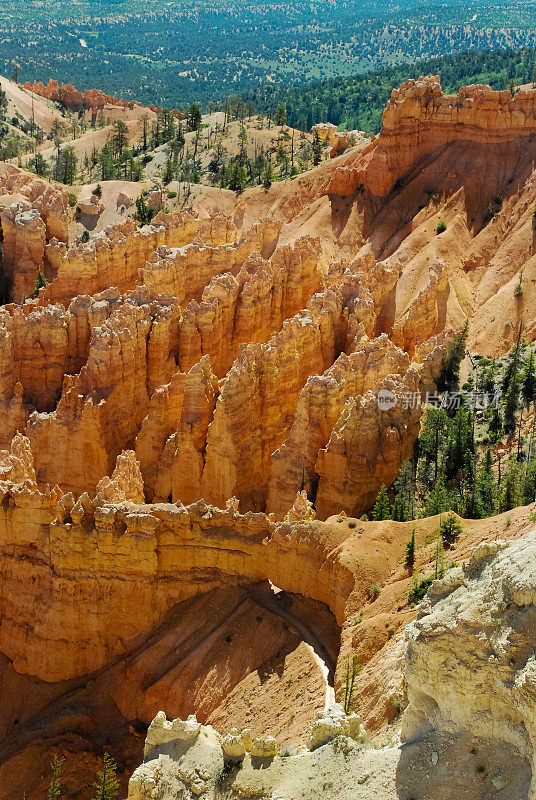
[247,48,536,134]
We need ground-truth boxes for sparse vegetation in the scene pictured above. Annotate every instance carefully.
[91,753,119,800]
[436,219,447,234]
[439,513,463,545]
[369,582,381,599]
[343,654,361,714]
[47,754,64,800]
[408,573,434,604]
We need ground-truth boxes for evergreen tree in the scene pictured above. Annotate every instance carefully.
[405,526,416,569]
[48,754,64,800]
[483,357,497,395]
[419,407,447,481]
[503,324,523,434]
[0,86,7,121]
[392,460,415,520]
[439,512,463,545]
[98,144,115,181]
[162,158,174,184]
[425,475,447,516]
[275,104,287,126]
[445,407,474,480]
[312,130,322,166]
[228,159,246,192]
[476,448,497,517]
[112,120,128,159]
[391,491,408,522]
[372,484,391,521]
[501,458,521,511]
[522,458,536,504]
[92,753,120,800]
[504,381,519,434]
[187,103,202,132]
[134,195,152,226]
[262,162,272,190]
[488,405,503,442]
[522,350,536,409]
[436,320,469,393]
[53,146,77,184]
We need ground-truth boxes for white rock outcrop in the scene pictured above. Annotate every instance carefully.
[307,703,367,750]
[403,531,536,798]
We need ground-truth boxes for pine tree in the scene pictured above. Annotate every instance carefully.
[112,120,128,159]
[134,195,152,226]
[503,324,523,434]
[48,754,64,800]
[312,130,322,166]
[425,475,447,516]
[488,405,503,442]
[436,320,469,393]
[419,407,447,481]
[372,484,391,520]
[445,407,474,480]
[92,753,120,800]
[522,458,536,504]
[522,350,536,409]
[187,103,202,132]
[262,162,272,190]
[501,458,521,511]
[439,512,463,545]
[405,526,416,569]
[391,491,408,522]
[275,104,287,126]
[476,448,497,517]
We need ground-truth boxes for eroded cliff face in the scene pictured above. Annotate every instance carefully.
[5,74,536,799]
[125,530,536,800]
[0,161,450,514]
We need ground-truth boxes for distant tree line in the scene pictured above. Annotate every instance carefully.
[243,47,536,134]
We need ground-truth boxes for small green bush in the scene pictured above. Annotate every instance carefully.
[408,573,434,604]
[67,192,76,207]
[93,183,102,198]
[167,190,177,199]
[81,230,90,243]
[439,513,463,545]
[369,583,381,599]
[436,219,447,234]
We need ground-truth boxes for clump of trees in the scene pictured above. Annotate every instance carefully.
[370,325,536,523]
[47,751,120,800]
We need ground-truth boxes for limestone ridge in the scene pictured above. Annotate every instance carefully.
[329,75,536,199]
[404,532,536,798]
[128,704,367,800]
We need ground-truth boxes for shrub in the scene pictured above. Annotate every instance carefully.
[369,582,381,599]
[81,230,90,243]
[32,270,47,297]
[514,269,524,297]
[439,513,463,545]
[67,192,76,207]
[167,190,177,199]
[408,573,434,604]
[436,219,447,234]
[93,183,102,198]
[391,698,403,715]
